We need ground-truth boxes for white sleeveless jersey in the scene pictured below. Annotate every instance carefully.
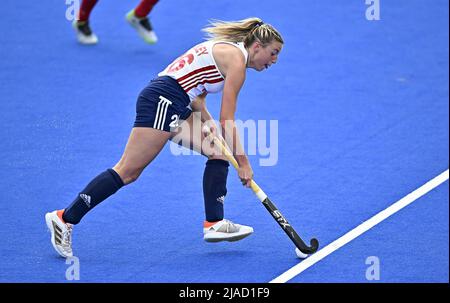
[158,40,248,102]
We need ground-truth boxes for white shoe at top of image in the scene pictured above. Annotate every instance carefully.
[72,20,98,45]
[45,210,73,258]
[203,219,254,243]
[125,9,158,44]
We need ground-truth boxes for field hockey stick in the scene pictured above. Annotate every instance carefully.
[202,126,319,255]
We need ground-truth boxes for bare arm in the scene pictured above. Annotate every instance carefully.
[219,48,252,182]
[190,92,214,123]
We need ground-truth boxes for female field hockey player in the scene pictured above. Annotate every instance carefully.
[46,17,283,257]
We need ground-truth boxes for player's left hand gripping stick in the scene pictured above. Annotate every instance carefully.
[202,125,319,258]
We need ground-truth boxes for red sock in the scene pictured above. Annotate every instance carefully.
[78,0,99,22]
[134,0,159,18]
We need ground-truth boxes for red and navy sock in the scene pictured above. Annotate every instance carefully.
[134,0,159,18]
[62,169,124,224]
[203,159,229,222]
[78,0,99,22]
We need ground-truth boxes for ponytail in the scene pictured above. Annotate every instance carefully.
[202,17,284,47]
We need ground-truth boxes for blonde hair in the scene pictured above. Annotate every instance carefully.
[202,17,284,47]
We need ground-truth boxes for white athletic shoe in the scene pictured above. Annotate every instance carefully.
[45,210,73,258]
[73,20,98,45]
[203,219,253,242]
[125,9,158,44]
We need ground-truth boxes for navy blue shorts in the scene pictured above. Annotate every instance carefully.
[134,76,192,132]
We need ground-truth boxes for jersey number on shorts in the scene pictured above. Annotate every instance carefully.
[169,114,180,128]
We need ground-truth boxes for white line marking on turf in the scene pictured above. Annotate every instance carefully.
[270,169,449,283]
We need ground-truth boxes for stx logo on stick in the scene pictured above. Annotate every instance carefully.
[272,210,291,229]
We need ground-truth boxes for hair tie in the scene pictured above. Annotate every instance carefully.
[255,21,264,28]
